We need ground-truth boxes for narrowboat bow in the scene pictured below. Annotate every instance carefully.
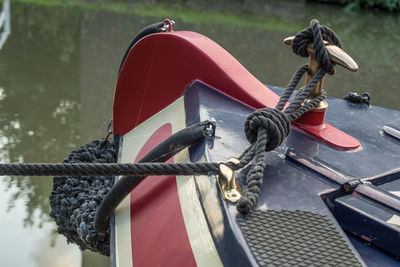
[61,19,400,266]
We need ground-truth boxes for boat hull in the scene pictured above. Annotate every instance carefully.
[110,28,400,267]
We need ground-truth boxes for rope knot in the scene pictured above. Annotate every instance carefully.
[244,108,290,152]
[291,19,342,75]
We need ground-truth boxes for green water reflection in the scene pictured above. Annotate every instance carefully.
[0,1,399,266]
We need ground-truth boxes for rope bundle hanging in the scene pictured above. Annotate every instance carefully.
[0,19,342,254]
[49,139,116,256]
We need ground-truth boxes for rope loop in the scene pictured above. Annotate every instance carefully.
[244,108,291,152]
[237,19,336,213]
[291,19,342,75]
[237,193,258,214]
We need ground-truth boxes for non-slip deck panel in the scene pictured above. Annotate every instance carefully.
[237,210,362,267]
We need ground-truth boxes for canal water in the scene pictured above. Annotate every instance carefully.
[0,0,399,266]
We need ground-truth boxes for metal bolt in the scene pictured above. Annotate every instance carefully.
[204,118,216,137]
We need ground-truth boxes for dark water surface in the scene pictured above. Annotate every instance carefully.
[0,1,399,266]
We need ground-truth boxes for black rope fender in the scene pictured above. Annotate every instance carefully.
[49,139,116,256]
[0,19,342,255]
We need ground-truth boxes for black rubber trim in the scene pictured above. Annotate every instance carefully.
[118,21,164,72]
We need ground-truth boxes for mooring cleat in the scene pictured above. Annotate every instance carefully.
[284,36,358,112]
[282,35,361,149]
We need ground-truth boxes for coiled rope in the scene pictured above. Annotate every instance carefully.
[0,19,341,254]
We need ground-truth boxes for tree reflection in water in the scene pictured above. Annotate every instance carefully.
[0,2,81,230]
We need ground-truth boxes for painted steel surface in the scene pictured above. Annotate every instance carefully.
[111,29,400,266]
[113,97,222,267]
[111,80,399,266]
[113,30,280,136]
[184,81,400,266]
[113,29,362,150]
[293,111,361,149]
[129,123,196,267]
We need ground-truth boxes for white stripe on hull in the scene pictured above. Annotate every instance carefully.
[114,96,222,267]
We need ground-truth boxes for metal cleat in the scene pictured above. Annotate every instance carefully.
[284,36,358,112]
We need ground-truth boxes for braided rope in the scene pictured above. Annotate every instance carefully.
[49,139,116,256]
[291,19,342,75]
[237,19,337,213]
[0,162,221,176]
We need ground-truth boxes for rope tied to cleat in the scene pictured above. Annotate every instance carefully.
[237,18,342,213]
[0,19,341,255]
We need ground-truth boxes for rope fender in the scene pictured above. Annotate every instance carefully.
[49,139,116,256]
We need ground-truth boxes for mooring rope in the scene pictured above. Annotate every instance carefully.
[1,19,341,255]
[237,19,341,212]
[0,162,223,176]
[0,19,338,211]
